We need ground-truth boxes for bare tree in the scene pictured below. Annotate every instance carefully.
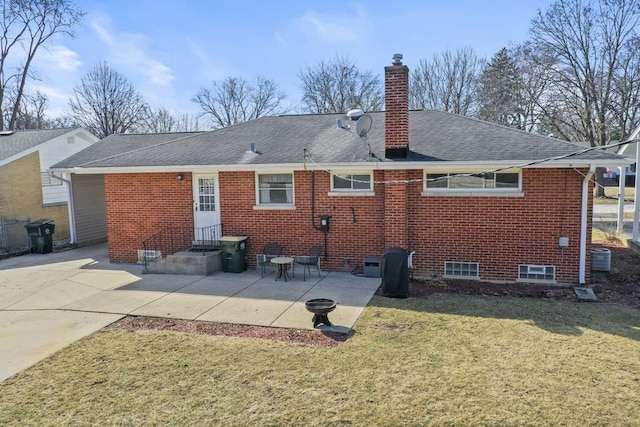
[611,37,640,139]
[299,55,384,113]
[193,76,287,128]
[8,89,48,129]
[530,0,640,195]
[138,106,177,133]
[68,61,148,138]
[0,0,84,130]
[512,44,557,134]
[410,47,483,116]
[174,112,203,132]
[138,107,205,133]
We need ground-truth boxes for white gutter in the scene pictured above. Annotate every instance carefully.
[579,164,596,284]
[50,159,631,175]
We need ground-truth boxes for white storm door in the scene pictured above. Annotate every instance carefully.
[193,174,221,233]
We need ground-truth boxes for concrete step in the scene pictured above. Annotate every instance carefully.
[143,250,222,275]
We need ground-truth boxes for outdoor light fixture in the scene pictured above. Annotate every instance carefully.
[177,173,184,181]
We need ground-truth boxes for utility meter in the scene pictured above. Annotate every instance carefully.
[320,215,331,232]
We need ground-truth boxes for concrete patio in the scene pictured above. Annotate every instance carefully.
[0,243,380,380]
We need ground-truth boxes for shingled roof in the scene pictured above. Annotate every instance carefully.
[52,110,625,170]
[0,128,74,162]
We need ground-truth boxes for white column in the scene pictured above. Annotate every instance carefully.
[617,166,626,234]
[634,141,640,241]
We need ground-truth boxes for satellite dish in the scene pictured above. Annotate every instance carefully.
[355,114,372,138]
[347,109,364,120]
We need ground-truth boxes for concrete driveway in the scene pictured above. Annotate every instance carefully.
[0,244,379,381]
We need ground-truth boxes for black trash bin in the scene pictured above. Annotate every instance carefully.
[380,247,408,298]
[25,219,55,254]
[220,236,248,273]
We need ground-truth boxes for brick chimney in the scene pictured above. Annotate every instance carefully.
[384,53,409,158]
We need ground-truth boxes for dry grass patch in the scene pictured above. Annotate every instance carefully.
[592,224,623,243]
[1,295,640,425]
[594,186,635,205]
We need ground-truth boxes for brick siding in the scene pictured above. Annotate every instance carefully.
[104,167,592,283]
[384,62,409,151]
[105,173,194,263]
[0,151,70,240]
[219,170,386,272]
[407,168,591,283]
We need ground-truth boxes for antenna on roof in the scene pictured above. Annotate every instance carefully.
[347,108,364,120]
[356,114,372,138]
[355,114,377,158]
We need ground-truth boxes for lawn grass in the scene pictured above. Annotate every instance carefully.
[594,186,635,204]
[2,295,640,425]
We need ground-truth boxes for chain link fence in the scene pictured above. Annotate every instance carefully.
[0,218,30,258]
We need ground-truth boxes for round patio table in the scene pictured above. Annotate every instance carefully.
[271,257,293,282]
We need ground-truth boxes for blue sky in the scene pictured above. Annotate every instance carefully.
[31,0,555,118]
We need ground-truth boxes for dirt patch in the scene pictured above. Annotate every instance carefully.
[409,240,640,310]
[590,242,640,310]
[108,316,349,348]
[408,277,575,300]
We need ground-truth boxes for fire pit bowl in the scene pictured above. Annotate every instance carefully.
[305,298,336,328]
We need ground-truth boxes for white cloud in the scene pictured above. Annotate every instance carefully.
[41,44,82,71]
[91,19,114,46]
[30,84,69,102]
[29,84,71,117]
[185,38,228,81]
[90,16,175,87]
[293,4,370,44]
[274,31,287,47]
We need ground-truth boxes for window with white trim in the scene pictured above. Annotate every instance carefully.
[425,171,520,191]
[257,173,294,205]
[444,261,479,278]
[518,265,555,281]
[331,172,373,192]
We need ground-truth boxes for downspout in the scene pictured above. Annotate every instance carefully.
[52,172,76,245]
[579,164,596,285]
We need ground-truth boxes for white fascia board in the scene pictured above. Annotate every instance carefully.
[51,157,631,175]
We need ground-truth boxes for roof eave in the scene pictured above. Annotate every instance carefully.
[51,157,631,175]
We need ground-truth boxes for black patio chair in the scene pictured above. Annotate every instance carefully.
[256,243,283,277]
[293,245,322,281]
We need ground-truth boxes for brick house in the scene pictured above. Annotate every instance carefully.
[0,128,98,247]
[53,55,628,284]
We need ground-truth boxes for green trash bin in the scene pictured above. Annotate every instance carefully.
[25,219,55,254]
[220,236,248,273]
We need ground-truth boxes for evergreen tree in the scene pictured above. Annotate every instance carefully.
[478,48,522,128]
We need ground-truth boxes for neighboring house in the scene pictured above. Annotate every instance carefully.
[0,128,99,244]
[607,140,637,185]
[52,55,629,284]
